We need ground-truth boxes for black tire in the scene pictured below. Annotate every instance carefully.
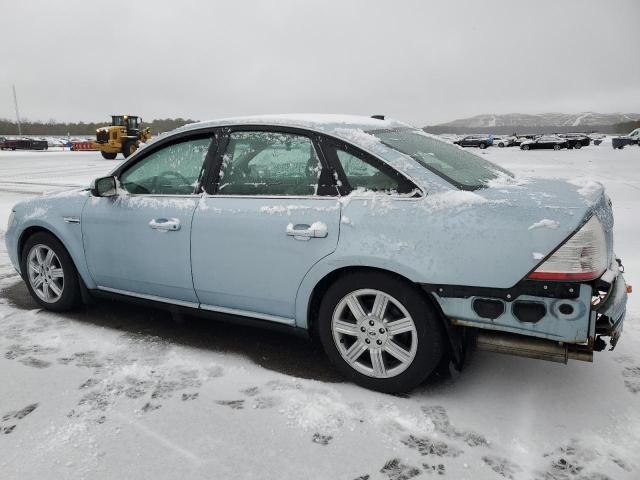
[498,143,504,148]
[522,144,530,150]
[122,141,137,158]
[21,232,81,312]
[574,143,582,149]
[479,143,487,149]
[317,271,445,393]
[101,151,117,160]
[553,144,561,150]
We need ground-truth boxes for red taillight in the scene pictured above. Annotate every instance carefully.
[528,216,607,282]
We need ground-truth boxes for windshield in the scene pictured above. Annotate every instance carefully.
[368,128,513,191]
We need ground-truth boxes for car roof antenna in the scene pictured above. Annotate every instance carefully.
[371,114,385,120]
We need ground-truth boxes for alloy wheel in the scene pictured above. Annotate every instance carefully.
[27,244,64,303]
[331,289,418,379]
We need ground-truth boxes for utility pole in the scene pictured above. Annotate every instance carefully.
[12,84,22,135]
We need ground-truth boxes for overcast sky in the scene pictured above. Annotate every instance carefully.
[1,0,639,126]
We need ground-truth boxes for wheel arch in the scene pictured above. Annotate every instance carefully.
[17,224,95,291]
[304,264,465,368]
[305,265,451,340]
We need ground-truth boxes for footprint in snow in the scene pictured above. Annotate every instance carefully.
[614,355,640,394]
[18,356,51,369]
[422,405,488,447]
[0,403,38,434]
[182,393,199,401]
[538,440,625,480]
[312,433,332,446]
[240,386,260,397]
[140,402,162,413]
[621,365,640,394]
[482,455,522,479]
[216,400,245,410]
[380,458,421,480]
[253,396,279,409]
[401,435,462,457]
[422,463,446,475]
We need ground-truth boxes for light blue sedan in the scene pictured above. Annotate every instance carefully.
[4,115,628,392]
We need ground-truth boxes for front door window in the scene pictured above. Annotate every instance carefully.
[119,137,212,195]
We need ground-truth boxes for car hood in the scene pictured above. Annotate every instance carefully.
[11,188,90,224]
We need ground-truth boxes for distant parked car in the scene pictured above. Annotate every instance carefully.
[46,137,67,148]
[0,137,48,151]
[512,136,535,146]
[557,133,591,149]
[492,136,516,148]
[453,134,493,149]
[520,136,568,150]
[0,136,6,149]
[588,133,605,146]
[612,128,640,149]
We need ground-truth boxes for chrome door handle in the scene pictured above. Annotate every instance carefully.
[286,222,328,241]
[149,218,181,232]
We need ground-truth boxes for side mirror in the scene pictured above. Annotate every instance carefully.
[91,176,118,197]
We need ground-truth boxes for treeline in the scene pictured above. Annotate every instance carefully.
[0,117,199,136]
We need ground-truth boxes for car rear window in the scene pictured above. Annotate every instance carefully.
[368,128,513,191]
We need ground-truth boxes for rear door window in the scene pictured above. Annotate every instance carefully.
[215,131,328,196]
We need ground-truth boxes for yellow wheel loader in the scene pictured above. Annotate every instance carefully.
[92,115,152,159]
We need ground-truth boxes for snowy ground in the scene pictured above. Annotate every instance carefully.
[0,147,638,480]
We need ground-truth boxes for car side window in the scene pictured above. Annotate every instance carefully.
[119,137,212,195]
[333,147,411,194]
[216,131,323,196]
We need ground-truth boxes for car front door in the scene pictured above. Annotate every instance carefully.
[82,132,214,304]
[191,128,341,323]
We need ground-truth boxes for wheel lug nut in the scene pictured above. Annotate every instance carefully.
[360,326,366,332]
[376,340,382,345]
[365,339,370,344]
[369,320,375,326]
[379,328,385,334]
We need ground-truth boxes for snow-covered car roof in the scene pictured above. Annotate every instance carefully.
[173,114,408,136]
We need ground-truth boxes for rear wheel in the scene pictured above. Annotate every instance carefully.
[318,271,444,393]
[574,143,582,149]
[553,144,561,150]
[522,144,530,150]
[479,143,487,149]
[122,141,137,158]
[21,232,81,311]
[101,151,117,160]
[498,142,505,148]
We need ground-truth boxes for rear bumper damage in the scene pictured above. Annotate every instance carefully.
[425,258,629,363]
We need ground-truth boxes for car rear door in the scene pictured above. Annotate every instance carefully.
[82,132,215,304]
[191,127,341,323]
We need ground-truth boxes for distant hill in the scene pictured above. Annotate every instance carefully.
[425,112,640,135]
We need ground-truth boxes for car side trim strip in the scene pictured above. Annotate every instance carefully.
[96,286,199,308]
[200,304,295,326]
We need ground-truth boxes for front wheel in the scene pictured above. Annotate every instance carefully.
[553,144,561,150]
[318,271,444,393]
[521,144,530,150]
[101,151,117,160]
[21,232,81,311]
[479,143,487,149]
[574,143,582,149]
